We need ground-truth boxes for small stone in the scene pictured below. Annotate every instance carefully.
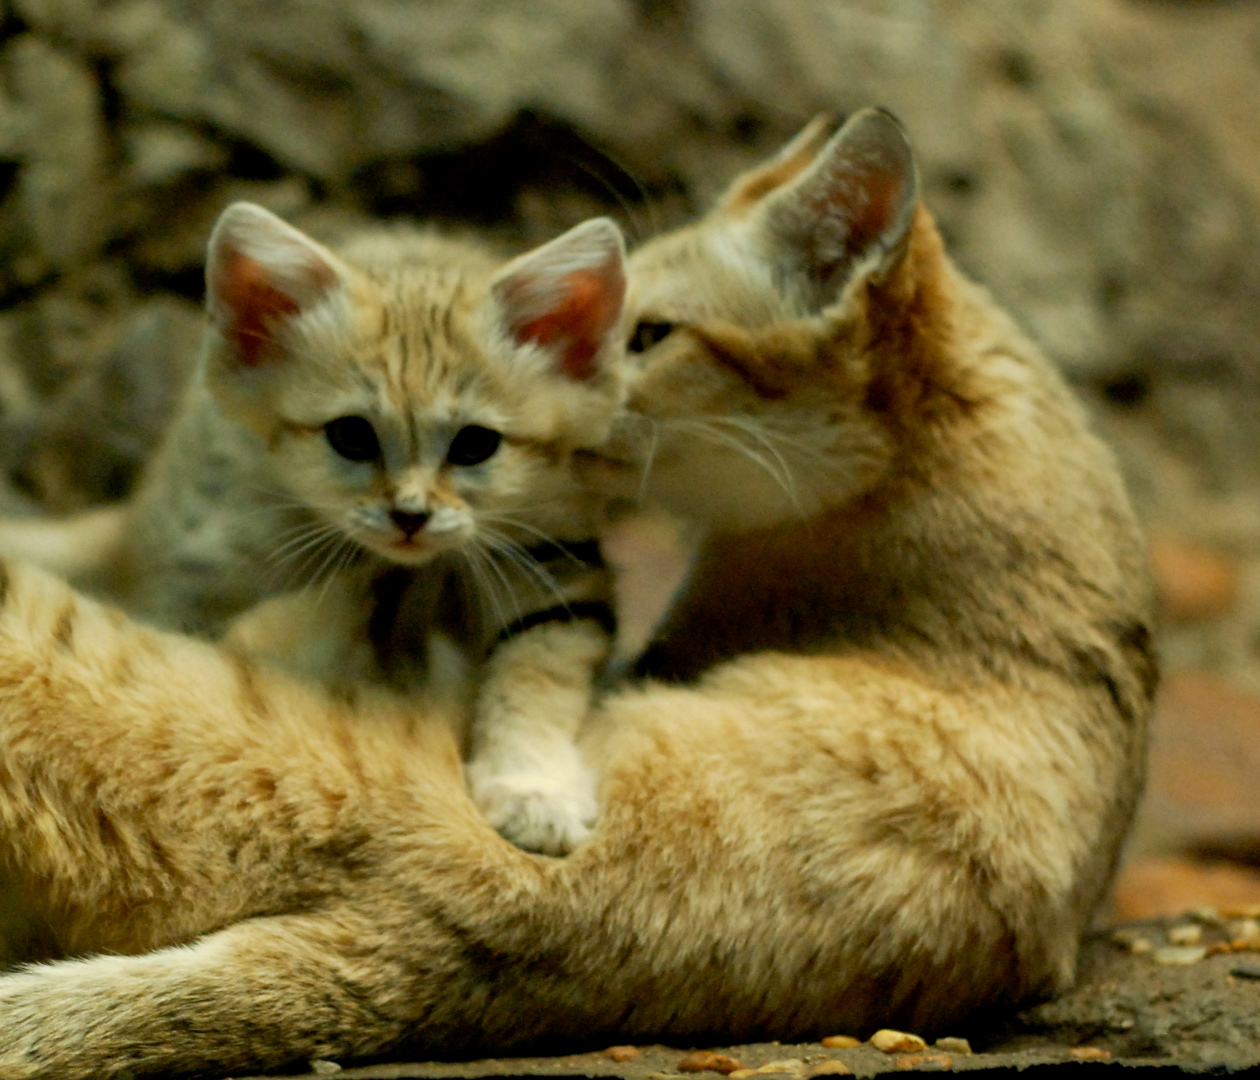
[1231,963,1260,979]
[1191,906,1225,925]
[820,1036,861,1049]
[807,1063,852,1078]
[604,1046,643,1062]
[728,1072,756,1079]
[1069,1047,1111,1061]
[1152,945,1208,965]
[893,1053,952,1071]
[756,1060,804,1074]
[1228,918,1260,942]
[933,1037,972,1055]
[310,1062,342,1076]
[678,1052,744,1075]
[871,1030,928,1054]
[1167,923,1202,946]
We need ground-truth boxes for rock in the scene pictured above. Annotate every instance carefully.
[4,34,109,279]
[933,1038,972,1055]
[309,1061,341,1076]
[1069,1047,1111,1061]
[806,1063,851,1078]
[602,1046,642,1062]
[1168,923,1204,946]
[870,1030,927,1054]
[1152,945,1208,965]
[1147,534,1238,620]
[819,1036,860,1049]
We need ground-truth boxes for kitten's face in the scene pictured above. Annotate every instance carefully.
[601,110,920,534]
[203,209,627,567]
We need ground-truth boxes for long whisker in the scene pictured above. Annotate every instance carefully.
[478,526,571,612]
[669,417,805,517]
[460,545,511,633]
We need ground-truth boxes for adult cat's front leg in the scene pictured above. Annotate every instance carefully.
[465,618,609,855]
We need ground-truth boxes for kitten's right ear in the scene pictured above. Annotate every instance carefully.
[205,203,346,367]
[488,217,627,383]
[748,108,919,310]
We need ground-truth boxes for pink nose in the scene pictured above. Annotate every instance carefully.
[390,510,429,538]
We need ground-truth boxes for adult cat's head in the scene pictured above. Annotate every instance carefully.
[202,207,627,566]
[612,108,973,534]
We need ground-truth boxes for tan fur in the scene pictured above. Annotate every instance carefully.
[0,111,1154,1079]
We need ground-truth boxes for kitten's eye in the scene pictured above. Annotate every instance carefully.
[447,425,502,467]
[324,416,381,462]
[628,320,675,354]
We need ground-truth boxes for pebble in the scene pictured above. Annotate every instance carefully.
[309,1062,342,1076]
[807,1062,852,1077]
[933,1037,972,1055]
[1167,923,1202,946]
[679,1052,744,1075]
[820,1036,861,1049]
[1192,906,1225,926]
[1069,1047,1111,1061]
[1228,918,1260,942]
[1111,928,1154,954]
[870,1030,927,1054]
[893,1053,952,1071]
[1152,944,1208,965]
[603,1046,643,1062]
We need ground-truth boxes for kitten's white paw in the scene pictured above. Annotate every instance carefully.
[467,764,597,856]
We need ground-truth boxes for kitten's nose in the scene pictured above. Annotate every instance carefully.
[390,510,430,538]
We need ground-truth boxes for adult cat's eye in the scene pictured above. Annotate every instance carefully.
[324,416,381,462]
[447,425,502,467]
[628,320,675,354]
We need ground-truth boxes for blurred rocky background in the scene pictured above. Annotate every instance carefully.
[0,0,1258,921]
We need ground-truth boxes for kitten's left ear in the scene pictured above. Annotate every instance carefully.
[489,217,627,382]
[749,107,919,310]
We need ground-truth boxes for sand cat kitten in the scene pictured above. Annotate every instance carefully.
[0,109,1154,1079]
[0,206,633,854]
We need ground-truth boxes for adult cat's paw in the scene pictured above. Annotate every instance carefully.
[467,761,597,856]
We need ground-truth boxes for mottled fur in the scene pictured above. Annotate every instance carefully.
[0,110,1154,1079]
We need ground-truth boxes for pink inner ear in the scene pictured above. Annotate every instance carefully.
[215,250,307,366]
[515,269,618,382]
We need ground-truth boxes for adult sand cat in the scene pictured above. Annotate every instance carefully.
[0,109,1154,1079]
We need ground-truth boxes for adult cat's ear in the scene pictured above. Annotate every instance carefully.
[717,113,837,214]
[206,202,347,367]
[489,217,627,382]
[749,108,919,310]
